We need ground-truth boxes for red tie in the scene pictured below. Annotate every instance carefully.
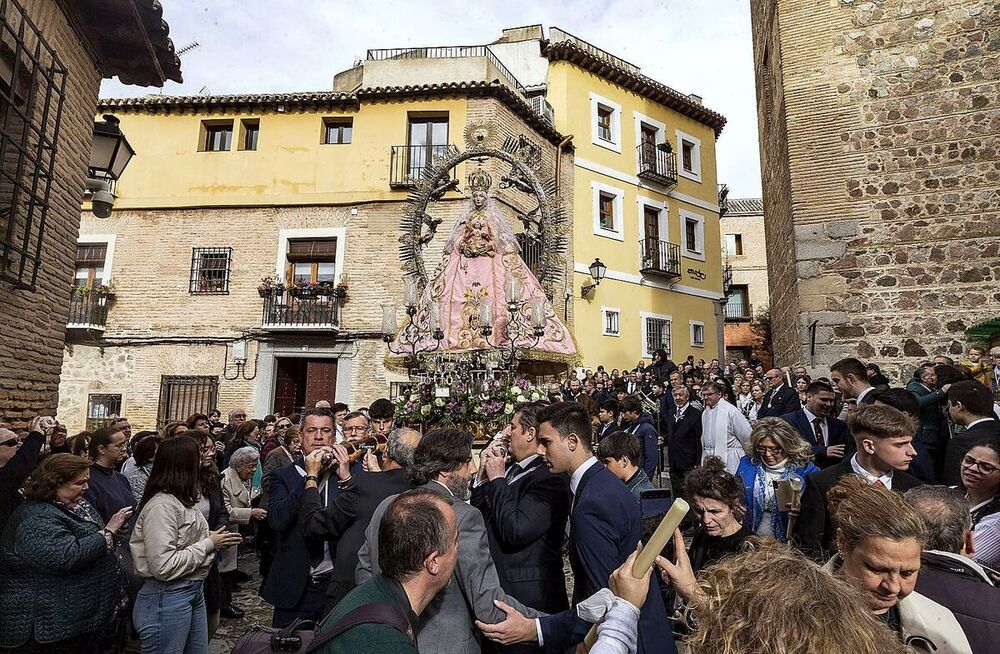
[812,417,825,447]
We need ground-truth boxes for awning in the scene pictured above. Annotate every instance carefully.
[965,317,1000,337]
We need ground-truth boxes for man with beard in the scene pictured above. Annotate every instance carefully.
[357,429,542,654]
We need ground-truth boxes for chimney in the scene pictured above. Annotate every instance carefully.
[688,93,703,105]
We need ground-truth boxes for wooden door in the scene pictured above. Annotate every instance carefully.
[273,358,299,415]
[643,206,661,268]
[304,359,338,408]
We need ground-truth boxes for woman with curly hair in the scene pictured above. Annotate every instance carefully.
[684,457,752,573]
[653,539,908,654]
[735,418,819,541]
[0,454,133,652]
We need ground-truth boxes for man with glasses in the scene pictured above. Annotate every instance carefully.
[942,381,1000,485]
[759,368,800,418]
[0,417,46,534]
[225,408,247,443]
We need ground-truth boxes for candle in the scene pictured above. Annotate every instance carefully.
[381,304,398,335]
[428,303,441,331]
[479,300,493,328]
[582,498,690,651]
[530,297,545,329]
[403,277,419,307]
[504,277,522,303]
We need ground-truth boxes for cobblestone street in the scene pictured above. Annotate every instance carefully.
[208,553,274,653]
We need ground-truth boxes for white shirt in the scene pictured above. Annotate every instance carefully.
[508,454,540,485]
[966,417,995,430]
[850,454,893,490]
[570,456,600,496]
[801,406,828,443]
[856,386,875,404]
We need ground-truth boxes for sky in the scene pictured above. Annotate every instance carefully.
[103,0,761,197]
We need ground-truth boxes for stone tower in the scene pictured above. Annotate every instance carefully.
[750,0,1000,378]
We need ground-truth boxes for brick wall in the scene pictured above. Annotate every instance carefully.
[751,0,1000,380]
[58,95,576,430]
[0,1,102,432]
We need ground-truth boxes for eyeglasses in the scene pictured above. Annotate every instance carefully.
[962,454,999,475]
[755,445,784,455]
[0,438,19,448]
[275,423,291,430]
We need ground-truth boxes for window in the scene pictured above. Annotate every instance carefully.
[287,238,337,283]
[203,121,233,151]
[598,193,615,231]
[74,243,108,287]
[642,313,672,358]
[681,210,705,260]
[725,285,751,321]
[240,119,259,151]
[591,181,625,240]
[190,247,232,294]
[675,129,703,182]
[323,117,353,144]
[407,115,448,175]
[602,307,621,337]
[597,105,613,141]
[157,376,219,428]
[87,394,123,432]
[690,321,705,347]
[590,93,621,152]
[725,233,744,256]
[0,5,67,290]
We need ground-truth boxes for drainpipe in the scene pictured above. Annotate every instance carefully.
[554,134,573,201]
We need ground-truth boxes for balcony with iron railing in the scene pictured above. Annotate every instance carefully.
[636,142,678,188]
[389,144,457,188]
[67,288,113,330]
[639,238,681,278]
[718,183,730,216]
[261,291,341,329]
[724,300,753,322]
[723,263,733,294]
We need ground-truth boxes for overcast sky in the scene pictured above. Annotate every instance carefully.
[103,0,761,197]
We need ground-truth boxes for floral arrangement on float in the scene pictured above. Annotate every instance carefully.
[395,376,543,438]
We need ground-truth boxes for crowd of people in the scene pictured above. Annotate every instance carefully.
[0,346,998,653]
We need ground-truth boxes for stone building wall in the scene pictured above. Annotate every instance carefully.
[57,95,575,431]
[750,0,1000,380]
[0,1,103,432]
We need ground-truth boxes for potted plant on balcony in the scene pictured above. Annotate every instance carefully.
[288,280,321,299]
[315,281,336,297]
[258,277,283,298]
[332,281,348,300]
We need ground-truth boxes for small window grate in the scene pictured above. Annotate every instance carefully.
[0,0,68,290]
[157,375,218,428]
[86,393,122,432]
[190,247,232,294]
[645,317,671,359]
[604,310,620,336]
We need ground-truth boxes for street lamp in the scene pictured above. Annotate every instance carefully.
[86,115,136,219]
[581,257,607,297]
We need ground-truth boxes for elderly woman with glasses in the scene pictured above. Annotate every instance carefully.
[220,446,265,618]
[735,418,819,541]
[960,436,1000,570]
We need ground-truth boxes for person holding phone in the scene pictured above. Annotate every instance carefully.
[130,436,242,653]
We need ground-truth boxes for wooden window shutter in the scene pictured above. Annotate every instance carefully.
[76,244,107,267]
[286,238,337,263]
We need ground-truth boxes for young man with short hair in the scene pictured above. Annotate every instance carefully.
[596,430,655,502]
[942,381,1000,485]
[794,404,922,561]
[830,358,876,405]
[619,396,659,480]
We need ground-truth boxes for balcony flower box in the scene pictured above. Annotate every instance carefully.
[258,277,284,298]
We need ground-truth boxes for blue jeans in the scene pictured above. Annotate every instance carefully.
[133,579,207,654]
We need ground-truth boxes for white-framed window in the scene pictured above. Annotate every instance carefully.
[690,320,706,347]
[75,235,116,286]
[725,233,744,256]
[633,112,666,175]
[275,227,347,284]
[675,129,703,182]
[591,181,625,241]
[590,93,622,153]
[680,209,705,261]
[602,307,621,337]
[637,196,668,242]
[641,311,672,358]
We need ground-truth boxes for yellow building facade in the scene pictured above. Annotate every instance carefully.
[538,29,728,369]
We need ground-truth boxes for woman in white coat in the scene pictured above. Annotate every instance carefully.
[220,446,264,618]
[700,381,752,474]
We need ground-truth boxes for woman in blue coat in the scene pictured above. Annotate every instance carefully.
[736,417,819,541]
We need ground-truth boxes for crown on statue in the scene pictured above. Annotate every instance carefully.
[467,168,493,193]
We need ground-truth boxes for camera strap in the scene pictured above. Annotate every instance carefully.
[306,602,413,652]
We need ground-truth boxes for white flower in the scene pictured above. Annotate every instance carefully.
[420,404,432,416]
[504,403,514,414]
[530,392,540,401]
[409,393,419,402]
[434,398,445,407]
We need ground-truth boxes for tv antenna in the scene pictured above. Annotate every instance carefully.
[177,41,200,57]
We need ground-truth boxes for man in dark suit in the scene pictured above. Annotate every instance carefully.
[759,368,800,418]
[831,357,877,405]
[260,408,347,627]
[943,381,1000,485]
[793,404,922,561]
[471,403,570,652]
[595,399,620,443]
[476,402,676,654]
[299,427,420,611]
[665,386,702,499]
[781,380,848,468]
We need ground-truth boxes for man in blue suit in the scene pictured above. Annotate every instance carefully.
[476,402,676,654]
[260,408,350,627]
[760,368,801,418]
[781,380,848,468]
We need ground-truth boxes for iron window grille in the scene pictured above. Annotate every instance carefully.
[0,0,68,291]
[87,393,122,432]
[157,375,218,428]
[645,317,671,359]
[604,310,620,336]
[190,247,232,294]
[692,323,705,347]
